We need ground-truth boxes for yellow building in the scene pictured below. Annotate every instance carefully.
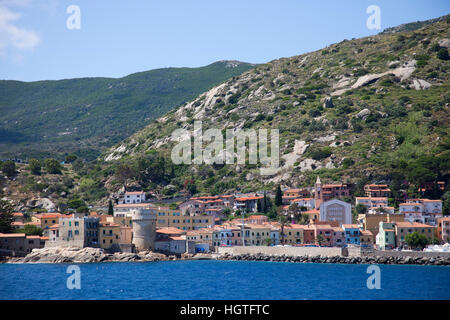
[155,208,214,231]
[119,226,133,244]
[360,230,375,248]
[99,222,120,249]
[246,224,272,246]
[105,215,133,227]
[358,213,404,237]
[282,224,304,245]
[31,213,64,237]
[395,222,435,248]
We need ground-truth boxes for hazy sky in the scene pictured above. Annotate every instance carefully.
[1,0,449,81]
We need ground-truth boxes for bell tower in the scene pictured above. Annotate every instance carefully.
[315,176,322,209]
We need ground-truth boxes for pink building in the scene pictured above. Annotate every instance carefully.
[331,227,345,247]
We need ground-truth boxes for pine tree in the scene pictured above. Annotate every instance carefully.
[263,192,268,213]
[108,200,114,215]
[0,200,14,233]
[275,185,283,206]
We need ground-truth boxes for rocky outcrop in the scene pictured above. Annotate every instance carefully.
[218,253,450,266]
[438,38,450,48]
[7,247,169,264]
[354,108,371,119]
[322,97,334,108]
[25,198,56,212]
[411,79,432,90]
[351,60,416,89]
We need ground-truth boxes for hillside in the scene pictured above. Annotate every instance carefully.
[96,15,449,200]
[0,61,254,161]
[1,16,449,211]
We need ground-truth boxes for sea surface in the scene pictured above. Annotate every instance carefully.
[0,260,449,300]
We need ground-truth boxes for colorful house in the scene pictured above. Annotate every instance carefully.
[342,224,361,246]
[376,222,396,250]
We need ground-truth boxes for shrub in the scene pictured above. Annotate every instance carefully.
[1,160,16,177]
[309,147,332,160]
[437,48,449,60]
[44,158,62,174]
[308,108,322,118]
[28,159,41,175]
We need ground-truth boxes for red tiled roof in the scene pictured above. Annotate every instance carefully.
[156,227,185,235]
[395,222,434,228]
[235,196,263,201]
[125,191,145,195]
[342,224,360,229]
[0,233,26,238]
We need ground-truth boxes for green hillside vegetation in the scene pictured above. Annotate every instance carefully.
[1,16,449,212]
[86,15,449,204]
[0,61,254,160]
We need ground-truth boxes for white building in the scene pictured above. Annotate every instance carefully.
[319,199,352,226]
[292,198,315,210]
[120,191,146,204]
[355,197,389,209]
[400,199,443,226]
[114,203,155,217]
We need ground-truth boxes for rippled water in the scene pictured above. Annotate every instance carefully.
[0,260,449,300]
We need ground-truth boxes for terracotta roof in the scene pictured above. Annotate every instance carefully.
[169,236,185,241]
[323,184,347,188]
[395,222,434,228]
[49,224,59,229]
[100,222,120,227]
[366,184,389,187]
[25,221,41,226]
[34,213,63,219]
[342,224,360,229]
[247,223,271,229]
[26,235,41,239]
[12,212,24,217]
[115,203,154,208]
[11,222,24,226]
[0,233,26,238]
[125,191,145,195]
[293,198,313,202]
[311,224,333,230]
[156,227,185,235]
[235,196,263,201]
[248,215,268,219]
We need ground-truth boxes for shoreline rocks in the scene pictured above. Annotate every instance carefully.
[4,247,169,264]
[217,253,450,266]
[4,248,449,266]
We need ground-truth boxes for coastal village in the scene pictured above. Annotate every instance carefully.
[1,177,448,260]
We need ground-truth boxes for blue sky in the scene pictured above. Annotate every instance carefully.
[0,0,449,81]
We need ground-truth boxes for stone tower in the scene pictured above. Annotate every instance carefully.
[315,176,322,209]
[131,208,156,251]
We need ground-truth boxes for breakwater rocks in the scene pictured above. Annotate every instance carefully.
[218,253,450,266]
[6,247,169,264]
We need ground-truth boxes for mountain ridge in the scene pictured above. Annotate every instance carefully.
[0,60,255,160]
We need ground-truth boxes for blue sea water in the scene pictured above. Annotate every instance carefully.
[0,260,449,300]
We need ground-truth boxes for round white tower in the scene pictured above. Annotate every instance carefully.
[131,209,156,251]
